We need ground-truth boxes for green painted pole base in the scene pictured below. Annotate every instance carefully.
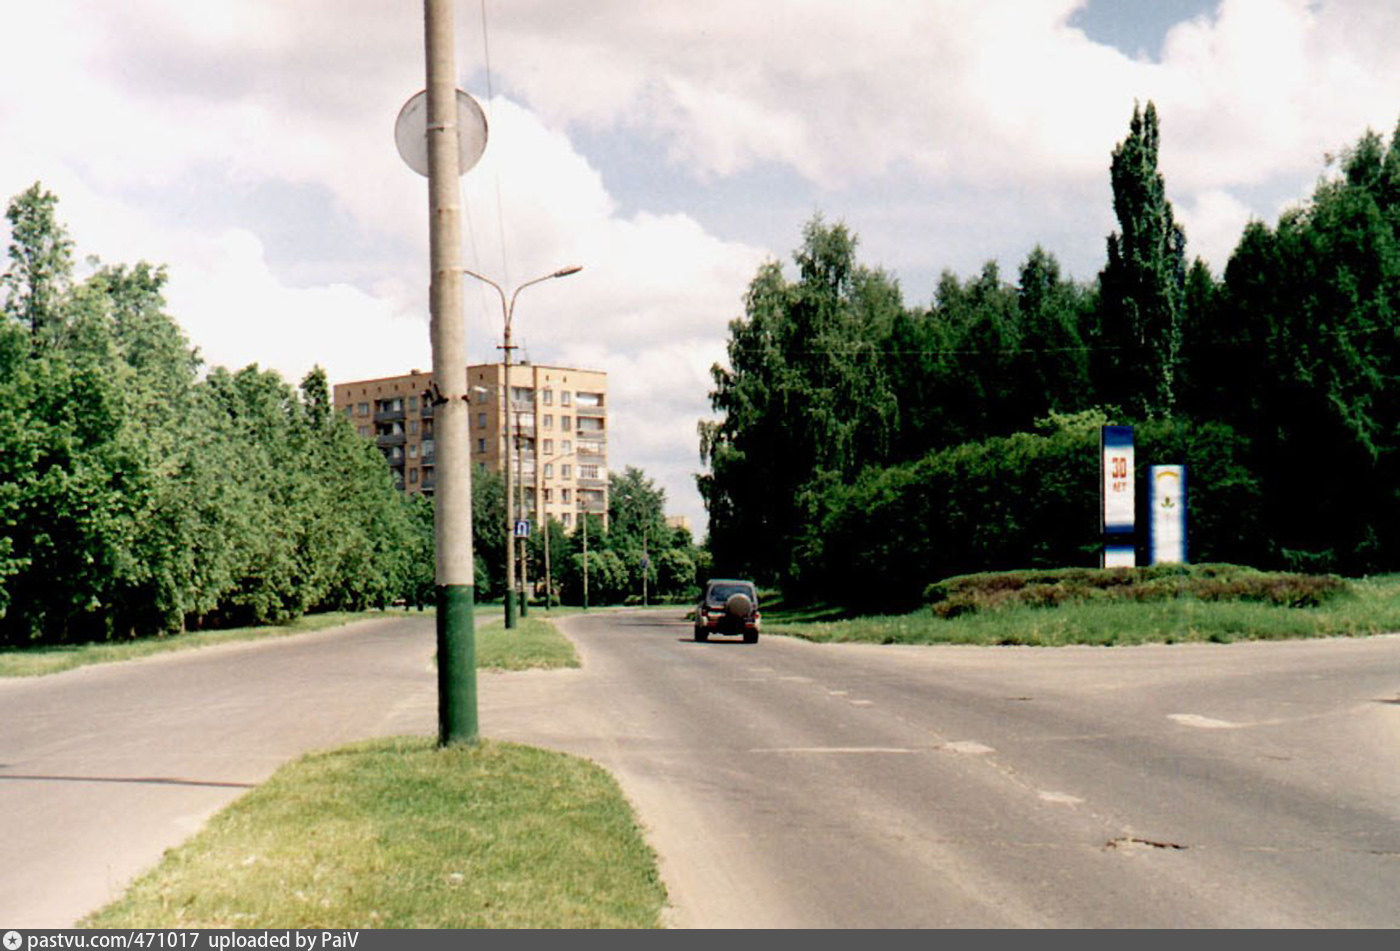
[519,589,529,618]
[437,584,478,746]
[504,585,517,629]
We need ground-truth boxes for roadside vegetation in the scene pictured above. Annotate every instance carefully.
[80,737,665,929]
[699,106,1400,611]
[475,614,579,670]
[0,606,585,677]
[764,569,1400,647]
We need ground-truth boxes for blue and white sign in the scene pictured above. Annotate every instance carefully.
[1150,465,1187,565]
[1101,426,1135,568]
[513,519,531,538]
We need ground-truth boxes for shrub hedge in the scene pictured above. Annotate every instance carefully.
[925,564,1352,618]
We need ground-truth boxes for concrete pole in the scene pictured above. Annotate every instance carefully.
[582,509,590,610]
[463,266,581,628]
[518,417,530,618]
[501,331,517,629]
[423,0,477,744]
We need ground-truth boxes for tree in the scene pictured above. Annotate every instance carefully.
[701,215,902,588]
[1096,102,1187,418]
[2,183,74,347]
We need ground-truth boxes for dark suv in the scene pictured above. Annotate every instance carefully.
[695,579,760,643]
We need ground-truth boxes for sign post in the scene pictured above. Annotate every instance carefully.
[1101,426,1135,568]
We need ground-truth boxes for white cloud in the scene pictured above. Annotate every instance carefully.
[5,0,1400,531]
[1176,189,1254,272]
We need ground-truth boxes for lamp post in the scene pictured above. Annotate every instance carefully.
[462,265,582,628]
[532,448,577,612]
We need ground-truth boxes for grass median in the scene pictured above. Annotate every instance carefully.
[765,570,1400,647]
[80,737,666,929]
[0,610,426,678]
[73,611,662,928]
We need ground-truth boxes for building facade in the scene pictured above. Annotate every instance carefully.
[332,364,608,530]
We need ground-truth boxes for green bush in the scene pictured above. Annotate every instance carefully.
[925,564,1351,618]
[796,416,1262,611]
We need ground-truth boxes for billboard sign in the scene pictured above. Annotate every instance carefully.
[1150,465,1187,564]
[1101,426,1135,568]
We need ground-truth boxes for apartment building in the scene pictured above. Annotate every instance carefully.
[332,364,608,530]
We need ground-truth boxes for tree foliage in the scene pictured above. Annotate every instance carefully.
[700,107,1400,606]
[0,184,428,644]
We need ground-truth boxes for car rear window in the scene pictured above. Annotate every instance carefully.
[708,584,755,603]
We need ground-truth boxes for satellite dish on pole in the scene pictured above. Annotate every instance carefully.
[394,89,488,177]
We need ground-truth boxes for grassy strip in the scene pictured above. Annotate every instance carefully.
[2,606,583,678]
[80,737,666,929]
[0,610,427,678]
[475,615,579,670]
[767,574,1400,647]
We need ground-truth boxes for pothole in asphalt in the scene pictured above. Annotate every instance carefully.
[938,740,995,755]
[1106,836,1188,851]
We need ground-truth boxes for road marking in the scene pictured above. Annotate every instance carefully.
[778,676,813,683]
[750,747,920,755]
[1169,713,1244,730]
[827,690,850,696]
[848,699,875,706]
[1038,790,1084,805]
[939,740,995,754]
[747,666,774,673]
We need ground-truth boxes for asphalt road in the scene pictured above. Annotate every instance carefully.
[488,611,1400,927]
[0,616,439,928]
[3,609,1399,928]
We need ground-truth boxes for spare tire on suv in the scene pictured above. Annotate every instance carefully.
[695,579,760,644]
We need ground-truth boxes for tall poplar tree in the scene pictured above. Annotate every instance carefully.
[1096,101,1187,417]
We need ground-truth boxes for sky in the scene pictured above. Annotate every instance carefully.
[2,1,1398,533]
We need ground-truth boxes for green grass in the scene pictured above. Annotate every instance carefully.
[0,610,424,678]
[767,574,1400,647]
[475,615,579,670]
[79,737,666,929]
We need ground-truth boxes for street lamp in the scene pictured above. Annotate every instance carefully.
[462,265,582,629]
[533,447,579,612]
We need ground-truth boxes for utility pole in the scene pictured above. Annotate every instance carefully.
[462,265,583,629]
[517,416,530,618]
[423,0,476,744]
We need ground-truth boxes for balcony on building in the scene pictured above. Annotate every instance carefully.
[374,398,406,423]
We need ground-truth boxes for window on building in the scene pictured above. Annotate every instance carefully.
[561,488,571,503]
[561,391,572,406]
[543,488,553,503]
[423,439,435,459]
[542,389,553,405]
[562,512,572,526]
[409,443,419,458]
[561,464,572,479]
[477,412,487,429]
[409,420,419,435]
[409,468,419,485]
[575,392,603,407]
[344,406,354,416]
[544,463,554,478]
[562,439,572,454]
[357,426,369,437]
[544,415,553,429]
[476,438,486,454]
[580,465,600,480]
[561,415,572,430]
[357,402,369,416]
[543,439,554,455]
[408,395,418,411]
